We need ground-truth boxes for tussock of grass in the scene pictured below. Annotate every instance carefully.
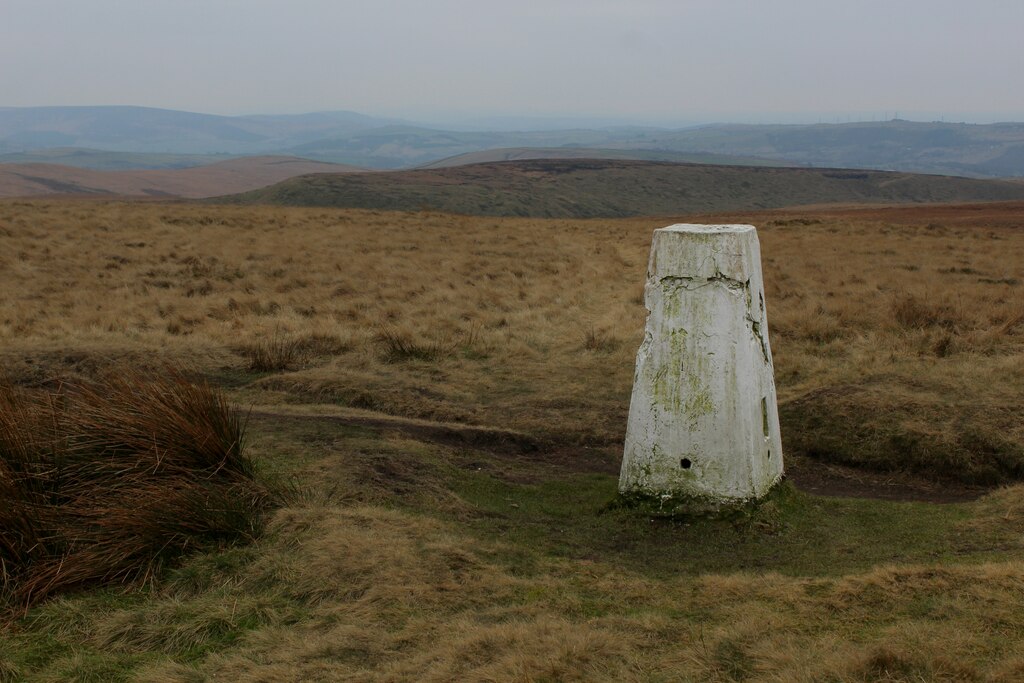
[891,291,966,330]
[374,326,453,363]
[0,369,267,610]
[582,326,621,353]
[238,334,300,371]
[237,331,353,372]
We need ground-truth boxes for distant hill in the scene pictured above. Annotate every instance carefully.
[277,125,647,168]
[0,106,402,155]
[5,107,1024,176]
[0,148,236,170]
[416,147,792,169]
[219,159,1024,218]
[647,120,1024,178]
[0,156,365,199]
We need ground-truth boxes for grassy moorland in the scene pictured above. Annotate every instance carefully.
[223,159,1024,218]
[1,199,1024,680]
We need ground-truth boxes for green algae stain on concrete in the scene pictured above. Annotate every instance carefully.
[683,385,714,420]
[651,327,688,413]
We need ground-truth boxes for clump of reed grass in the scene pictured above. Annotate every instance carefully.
[374,326,453,363]
[238,333,300,371]
[891,292,966,331]
[0,369,267,610]
[237,331,352,372]
[582,326,621,353]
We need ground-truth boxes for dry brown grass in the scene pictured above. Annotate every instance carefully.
[2,199,1023,479]
[3,198,1024,679]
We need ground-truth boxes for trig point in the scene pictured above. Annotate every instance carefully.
[619,224,784,504]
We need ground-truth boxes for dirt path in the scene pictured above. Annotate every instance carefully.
[250,406,991,504]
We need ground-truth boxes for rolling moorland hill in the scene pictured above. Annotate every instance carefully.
[221,158,1024,218]
[0,155,364,199]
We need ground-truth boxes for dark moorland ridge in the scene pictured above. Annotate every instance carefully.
[413,146,792,169]
[219,158,1024,218]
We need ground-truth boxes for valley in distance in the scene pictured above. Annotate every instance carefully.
[2,107,1024,681]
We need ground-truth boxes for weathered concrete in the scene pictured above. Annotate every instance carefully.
[620,224,783,503]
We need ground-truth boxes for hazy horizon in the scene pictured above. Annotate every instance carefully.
[3,1,1023,128]
[2,104,1022,133]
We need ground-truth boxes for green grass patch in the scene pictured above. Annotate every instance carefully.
[445,469,985,577]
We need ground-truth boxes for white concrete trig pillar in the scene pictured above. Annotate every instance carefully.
[620,224,783,503]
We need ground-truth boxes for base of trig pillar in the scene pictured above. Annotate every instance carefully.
[619,224,784,503]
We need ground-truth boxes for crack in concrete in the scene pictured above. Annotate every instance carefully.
[657,272,748,292]
[706,271,748,291]
[747,316,771,366]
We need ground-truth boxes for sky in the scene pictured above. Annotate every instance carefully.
[3,0,1023,126]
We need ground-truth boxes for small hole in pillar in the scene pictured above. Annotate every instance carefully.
[680,458,692,469]
[767,450,771,460]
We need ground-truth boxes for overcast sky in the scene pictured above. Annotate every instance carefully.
[3,0,1023,125]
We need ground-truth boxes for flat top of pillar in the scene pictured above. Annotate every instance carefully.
[659,223,755,234]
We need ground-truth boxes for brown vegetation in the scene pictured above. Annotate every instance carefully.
[2,198,1024,680]
[3,199,1022,483]
[0,370,266,610]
